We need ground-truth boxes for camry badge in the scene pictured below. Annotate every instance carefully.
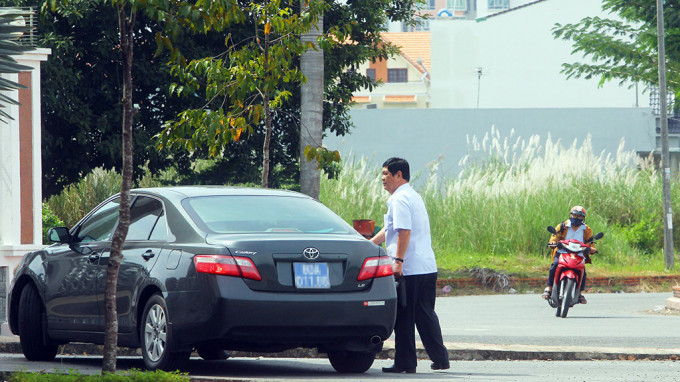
[303,247,320,260]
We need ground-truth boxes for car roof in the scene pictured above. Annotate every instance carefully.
[131,186,312,200]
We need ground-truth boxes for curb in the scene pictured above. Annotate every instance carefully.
[437,275,680,291]
[2,338,679,362]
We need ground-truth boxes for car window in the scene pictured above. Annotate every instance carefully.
[183,195,354,234]
[127,196,164,241]
[75,198,120,243]
[149,211,168,241]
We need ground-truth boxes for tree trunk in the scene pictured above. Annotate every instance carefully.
[261,18,272,188]
[102,5,135,374]
[299,6,323,199]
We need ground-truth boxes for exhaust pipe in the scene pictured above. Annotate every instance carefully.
[370,335,382,344]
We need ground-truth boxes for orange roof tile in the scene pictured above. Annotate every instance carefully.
[380,32,431,77]
[352,95,370,103]
[384,95,416,103]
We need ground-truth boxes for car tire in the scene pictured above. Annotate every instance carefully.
[327,350,375,373]
[141,294,190,371]
[196,347,231,361]
[18,283,59,361]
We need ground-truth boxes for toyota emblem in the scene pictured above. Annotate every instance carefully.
[303,247,320,260]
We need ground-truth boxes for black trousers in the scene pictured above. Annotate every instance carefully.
[547,254,588,291]
[394,272,449,369]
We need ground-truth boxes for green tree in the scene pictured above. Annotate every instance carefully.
[156,0,325,188]
[552,0,680,103]
[157,0,423,188]
[0,8,34,123]
[4,0,232,197]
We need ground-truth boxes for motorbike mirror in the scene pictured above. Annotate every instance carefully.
[547,226,557,234]
[594,232,604,240]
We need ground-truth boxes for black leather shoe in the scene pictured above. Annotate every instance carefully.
[431,362,450,370]
[382,365,416,373]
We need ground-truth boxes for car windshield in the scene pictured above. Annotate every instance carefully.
[184,195,354,234]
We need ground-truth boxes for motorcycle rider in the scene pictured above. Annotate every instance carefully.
[541,206,597,304]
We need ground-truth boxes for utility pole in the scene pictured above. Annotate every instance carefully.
[476,67,485,108]
[657,0,674,270]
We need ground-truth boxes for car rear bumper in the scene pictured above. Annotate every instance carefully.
[166,276,397,353]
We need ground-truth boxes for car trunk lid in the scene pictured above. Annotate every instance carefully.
[205,233,388,292]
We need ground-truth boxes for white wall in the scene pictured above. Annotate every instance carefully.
[430,0,640,108]
[324,107,656,183]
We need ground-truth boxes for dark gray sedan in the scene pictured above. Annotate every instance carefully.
[8,187,397,373]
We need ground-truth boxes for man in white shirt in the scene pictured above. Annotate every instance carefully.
[370,157,449,373]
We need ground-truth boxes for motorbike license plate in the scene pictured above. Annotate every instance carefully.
[294,262,330,289]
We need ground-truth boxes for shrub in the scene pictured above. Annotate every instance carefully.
[42,202,65,244]
[47,166,166,228]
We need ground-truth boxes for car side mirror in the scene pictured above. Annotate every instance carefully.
[47,227,71,243]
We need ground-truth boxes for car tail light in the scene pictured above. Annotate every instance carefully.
[194,255,262,281]
[357,256,394,281]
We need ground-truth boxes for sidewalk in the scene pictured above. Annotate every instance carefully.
[1,335,679,362]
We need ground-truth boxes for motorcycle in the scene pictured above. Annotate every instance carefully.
[546,226,604,318]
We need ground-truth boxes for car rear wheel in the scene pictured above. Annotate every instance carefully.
[196,346,231,361]
[18,283,58,361]
[141,294,190,371]
[327,350,375,373]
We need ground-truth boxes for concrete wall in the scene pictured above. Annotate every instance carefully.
[430,0,641,109]
[324,107,656,181]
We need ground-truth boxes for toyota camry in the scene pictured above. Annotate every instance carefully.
[8,186,397,373]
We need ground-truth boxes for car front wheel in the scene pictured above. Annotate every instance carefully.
[140,294,190,371]
[18,283,58,361]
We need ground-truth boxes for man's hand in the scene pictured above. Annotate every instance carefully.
[393,260,403,279]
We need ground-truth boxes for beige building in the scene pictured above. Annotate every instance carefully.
[350,32,431,109]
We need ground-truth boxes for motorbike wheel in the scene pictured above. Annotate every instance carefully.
[560,279,576,318]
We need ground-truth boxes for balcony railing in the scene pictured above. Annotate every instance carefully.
[0,7,38,47]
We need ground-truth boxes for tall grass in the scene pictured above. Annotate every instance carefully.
[320,127,679,276]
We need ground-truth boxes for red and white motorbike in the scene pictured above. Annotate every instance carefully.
[546,226,604,318]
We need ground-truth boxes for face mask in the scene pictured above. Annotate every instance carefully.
[570,217,584,227]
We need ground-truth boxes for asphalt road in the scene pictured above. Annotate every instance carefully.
[431,292,680,348]
[1,355,680,381]
[1,292,679,381]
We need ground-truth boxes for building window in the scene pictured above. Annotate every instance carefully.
[387,69,408,83]
[366,68,376,81]
[488,0,509,10]
[447,0,467,11]
[415,18,430,31]
[401,22,410,32]
[418,0,436,10]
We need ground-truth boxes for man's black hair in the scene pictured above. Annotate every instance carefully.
[382,157,410,181]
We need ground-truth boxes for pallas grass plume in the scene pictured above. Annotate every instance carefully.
[321,127,679,276]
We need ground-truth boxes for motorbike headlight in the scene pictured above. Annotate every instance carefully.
[567,242,582,252]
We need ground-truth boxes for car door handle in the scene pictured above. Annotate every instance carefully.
[142,250,156,261]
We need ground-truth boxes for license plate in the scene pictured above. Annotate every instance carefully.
[294,262,330,289]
